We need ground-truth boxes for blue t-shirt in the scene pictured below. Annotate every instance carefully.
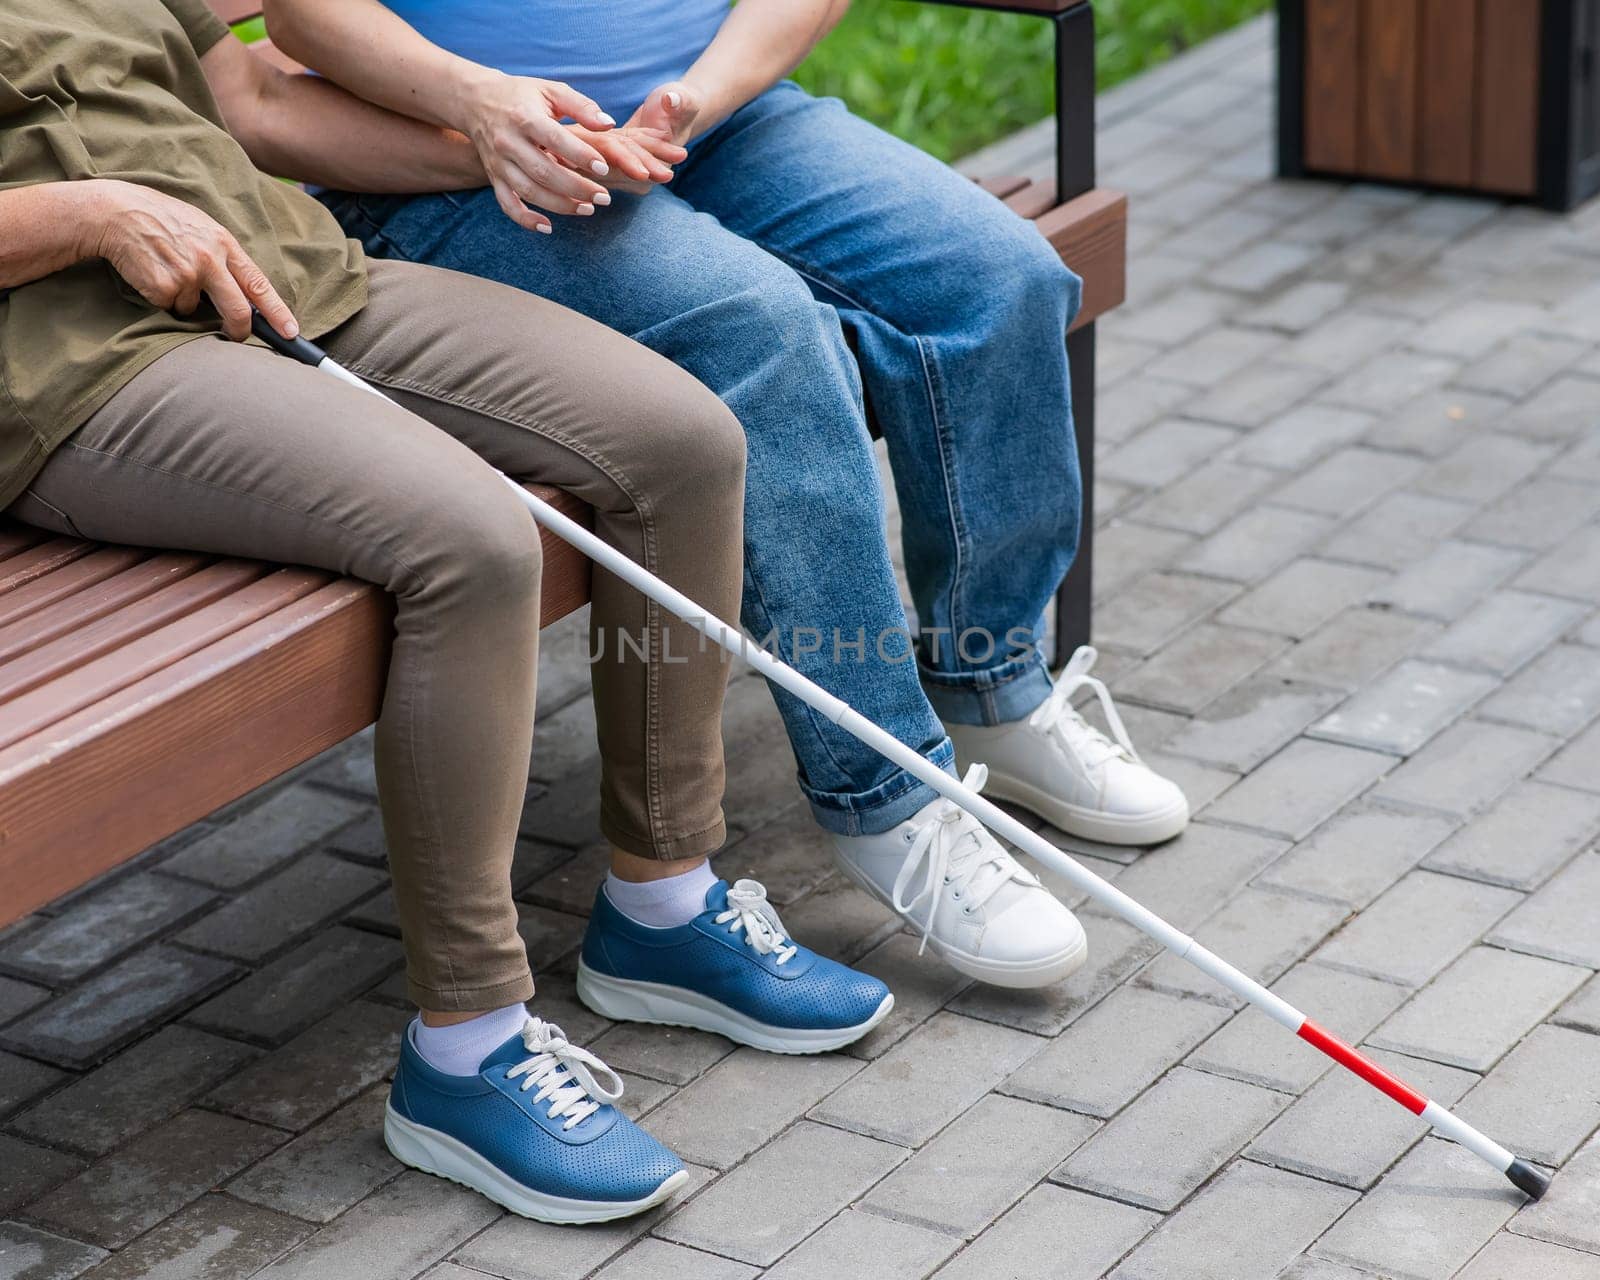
[380,0,732,123]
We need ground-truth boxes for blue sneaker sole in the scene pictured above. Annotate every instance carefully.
[384,1105,689,1224]
[576,959,894,1054]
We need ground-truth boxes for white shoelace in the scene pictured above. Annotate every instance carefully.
[505,1018,624,1131]
[893,763,1034,955]
[1028,645,1140,769]
[715,878,798,964]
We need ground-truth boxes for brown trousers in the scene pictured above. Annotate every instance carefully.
[11,260,745,1010]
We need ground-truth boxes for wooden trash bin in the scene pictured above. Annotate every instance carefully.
[1277,0,1600,210]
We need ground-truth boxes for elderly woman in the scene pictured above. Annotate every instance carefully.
[1,0,891,1223]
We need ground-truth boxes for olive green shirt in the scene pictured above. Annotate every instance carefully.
[0,0,367,509]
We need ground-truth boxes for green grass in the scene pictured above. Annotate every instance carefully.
[794,0,1271,161]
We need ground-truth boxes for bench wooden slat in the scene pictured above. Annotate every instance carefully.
[0,580,391,926]
[0,559,265,703]
[0,539,96,594]
[0,547,150,631]
[1002,177,1060,220]
[0,554,208,665]
[0,566,321,749]
[0,527,48,562]
[1035,187,1127,333]
[979,175,1033,200]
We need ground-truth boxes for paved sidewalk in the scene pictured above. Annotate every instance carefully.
[5,13,1600,1279]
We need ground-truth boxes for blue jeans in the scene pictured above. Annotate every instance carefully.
[322,81,1082,835]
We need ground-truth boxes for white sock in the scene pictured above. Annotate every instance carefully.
[413,1003,529,1076]
[603,860,718,928]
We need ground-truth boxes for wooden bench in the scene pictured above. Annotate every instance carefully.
[0,0,1123,930]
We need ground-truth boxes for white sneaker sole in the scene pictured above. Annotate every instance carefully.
[575,961,894,1054]
[829,855,1089,989]
[983,771,1190,847]
[383,1105,689,1224]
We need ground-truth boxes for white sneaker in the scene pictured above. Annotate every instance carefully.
[945,646,1189,847]
[829,765,1088,989]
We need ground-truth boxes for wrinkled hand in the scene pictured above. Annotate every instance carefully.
[464,73,619,232]
[566,124,686,195]
[90,180,296,341]
[626,80,705,150]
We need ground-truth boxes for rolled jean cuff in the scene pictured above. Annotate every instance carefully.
[920,650,1054,727]
[407,968,535,1014]
[602,809,728,861]
[802,737,956,837]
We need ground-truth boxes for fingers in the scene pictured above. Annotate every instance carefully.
[199,254,252,342]
[491,173,554,235]
[225,241,298,339]
[542,81,616,132]
[526,101,612,177]
[495,130,609,205]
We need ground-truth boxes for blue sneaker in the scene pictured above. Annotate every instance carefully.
[576,877,894,1054]
[384,1016,688,1223]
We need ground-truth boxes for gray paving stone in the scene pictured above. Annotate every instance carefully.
[1488,852,1600,967]
[1368,946,1589,1072]
[1506,372,1600,440]
[1100,419,1240,489]
[0,1133,82,1216]
[1314,870,1521,988]
[0,975,48,1028]
[1098,822,1289,932]
[810,1013,1042,1148]
[1139,887,1350,1005]
[1247,1048,1477,1189]
[1371,542,1528,622]
[0,946,237,1069]
[1310,1139,1524,1280]
[1278,310,1413,372]
[1098,375,1192,445]
[1228,562,1391,647]
[1272,449,1423,519]
[1093,570,1241,656]
[593,1238,757,1280]
[1167,677,1345,772]
[950,911,1162,1038]
[1231,404,1376,473]
[1516,524,1600,603]
[644,1047,860,1170]
[1454,1024,1600,1167]
[1116,286,1238,346]
[1051,1066,1288,1211]
[1268,607,1438,692]
[1554,974,1600,1034]
[252,1171,501,1280]
[77,1194,312,1280]
[175,854,385,962]
[1114,623,1288,714]
[0,1222,107,1280]
[1202,738,1394,840]
[28,1109,282,1249]
[1457,331,1589,400]
[1509,1129,1600,1255]
[1465,477,1600,551]
[205,999,408,1130]
[0,875,216,986]
[1456,1234,1600,1280]
[11,1025,255,1157]
[713,806,835,908]
[1424,781,1600,889]
[1110,1159,1358,1280]
[1260,805,1457,909]
[1537,716,1600,791]
[1188,361,1331,432]
[1320,492,1473,572]
[159,786,366,889]
[932,1183,1158,1280]
[1323,350,1461,415]
[1128,460,1282,537]
[187,926,402,1046]
[1190,962,1409,1094]
[1092,522,1192,602]
[1311,660,1497,756]
[1372,718,1561,816]
[1276,1257,1389,1280]
[227,1087,393,1222]
[658,1121,904,1266]
[585,1021,734,1087]
[1477,643,1600,735]
[517,843,607,917]
[847,933,971,1060]
[1003,984,1228,1118]
[1179,506,1334,584]
[514,903,589,974]
[0,1050,65,1122]
[864,1094,1097,1238]
[1422,591,1587,677]
[762,1209,956,1280]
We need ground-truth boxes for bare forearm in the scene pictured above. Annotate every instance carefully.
[0,182,106,291]
[264,0,492,132]
[683,0,850,135]
[243,67,483,191]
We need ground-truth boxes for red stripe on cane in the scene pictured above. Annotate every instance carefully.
[1297,1020,1428,1115]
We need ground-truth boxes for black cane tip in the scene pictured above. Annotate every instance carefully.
[1505,1158,1551,1201]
